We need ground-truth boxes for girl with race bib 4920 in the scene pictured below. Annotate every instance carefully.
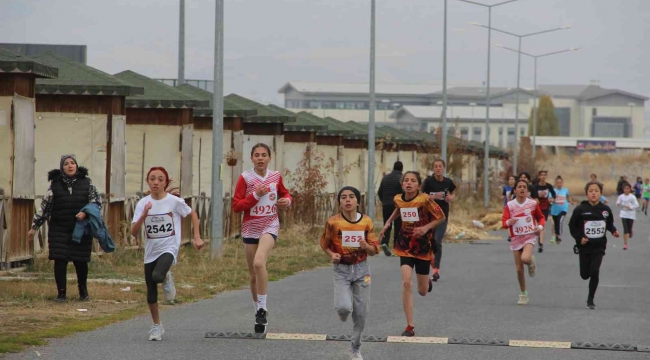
[568,181,619,309]
[131,167,205,341]
[502,179,545,306]
[232,143,292,333]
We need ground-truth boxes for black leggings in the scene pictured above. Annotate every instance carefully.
[144,253,174,304]
[621,218,634,236]
[579,251,604,300]
[552,212,566,236]
[54,260,88,296]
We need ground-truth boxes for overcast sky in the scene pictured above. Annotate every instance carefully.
[2,0,649,108]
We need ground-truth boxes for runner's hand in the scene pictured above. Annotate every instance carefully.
[330,253,341,264]
[506,219,517,226]
[581,237,588,245]
[378,226,388,240]
[359,238,368,250]
[277,198,290,209]
[445,194,453,202]
[193,236,205,250]
[534,225,543,234]
[412,226,427,238]
[613,230,620,238]
[75,212,86,221]
[255,184,269,197]
[143,202,153,215]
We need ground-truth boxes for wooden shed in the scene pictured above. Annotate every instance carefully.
[0,49,58,265]
[113,71,208,241]
[29,52,144,247]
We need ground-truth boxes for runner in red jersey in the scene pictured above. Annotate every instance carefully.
[232,143,292,333]
[502,179,545,306]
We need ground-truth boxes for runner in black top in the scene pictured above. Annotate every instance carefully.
[532,170,556,253]
[511,172,538,201]
[421,159,456,282]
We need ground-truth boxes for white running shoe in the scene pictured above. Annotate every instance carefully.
[163,272,176,302]
[148,323,165,341]
[517,294,529,305]
[528,256,536,278]
[350,347,363,360]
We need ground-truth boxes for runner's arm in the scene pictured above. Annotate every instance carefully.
[568,206,583,244]
[277,176,293,206]
[423,200,446,232]
[630,196,639,210]
[605,208,617,235]
[533,204,546,228]
[382,208,400,229]
[502,205,512,229]
[130,201,146,237]
[364,221,380,256]
[232,175,259,213]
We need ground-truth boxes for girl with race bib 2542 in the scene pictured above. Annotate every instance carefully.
[232,143,292,333]
[131,167,205,341]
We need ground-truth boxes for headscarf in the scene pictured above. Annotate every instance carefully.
[338,186,361,204]
[60,154,78,187]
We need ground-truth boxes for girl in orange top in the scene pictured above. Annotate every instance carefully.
[379,171,445,337]
[321,186,378,360]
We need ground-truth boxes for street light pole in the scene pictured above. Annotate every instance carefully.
[441,0,448,172]
[471,24,572,175]
[210,0,225,259]
[458,0,518,207]
[178,0,185,85]
[367,0,376,217]
[495,45,581,161]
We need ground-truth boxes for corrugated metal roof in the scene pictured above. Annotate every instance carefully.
[115,70,206,107]
[394,105,523,120]
[278,81,442,95]
[175,84,255,117]
[538,84,648,101]
[31,53,142,96]
[224,94,296,123]
[0,48,58,79]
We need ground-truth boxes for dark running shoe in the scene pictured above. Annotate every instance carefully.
[432,269,440,282]
[573,245,579,255]
[255,308,268,326]
[587,299,596,310]
[401,325,415,337]
[556,237,562,244]
[507,237,512,242]
[428,278,433,293]
[538,244,544,253]
[381,243,392,257]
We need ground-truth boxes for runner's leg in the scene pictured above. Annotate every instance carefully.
[351,264,370,350]
[245,243,259,308]
[333,264,353,322]
[253,234,276,310]
[400,264,415,327]
[588,252,603,302]
[513,250,525,293]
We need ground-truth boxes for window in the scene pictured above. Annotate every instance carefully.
[336,102,345,109]
[309,101,321,109]
[473,127,482,139]
[520,127,526,136]
[592,117,629,137]
[592,108,597,116]
[507,128,516,148]
[460,127,469,141]
[498,127,504,148]
[555,107,571,136]
[345,102,355,110]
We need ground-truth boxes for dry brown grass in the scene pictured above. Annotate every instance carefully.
[537,153,650,195]
[0,225,330,353]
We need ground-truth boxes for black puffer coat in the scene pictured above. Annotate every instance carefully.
[47,167,94,262]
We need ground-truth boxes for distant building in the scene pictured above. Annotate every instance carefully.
[277,81,647,148]
[0,43,86,64]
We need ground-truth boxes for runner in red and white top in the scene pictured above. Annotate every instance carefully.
[232,143,292,333]
[502,179,546,306]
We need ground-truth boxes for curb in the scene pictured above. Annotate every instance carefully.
[204,332,649,352]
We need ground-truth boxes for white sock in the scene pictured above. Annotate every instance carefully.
[255,300,260,312]
[257,294,267,311]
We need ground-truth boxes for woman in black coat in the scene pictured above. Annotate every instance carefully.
[27,155,101,302]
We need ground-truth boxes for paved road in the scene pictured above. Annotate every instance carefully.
[7,198,650,360]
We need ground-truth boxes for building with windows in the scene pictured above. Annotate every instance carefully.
[277,81,647,148]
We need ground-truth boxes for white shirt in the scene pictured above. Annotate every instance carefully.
[132,194,192,264]
[616,193,639,220]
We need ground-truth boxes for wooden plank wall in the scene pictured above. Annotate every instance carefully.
[8,199,33,262]
[0,74,35,97]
